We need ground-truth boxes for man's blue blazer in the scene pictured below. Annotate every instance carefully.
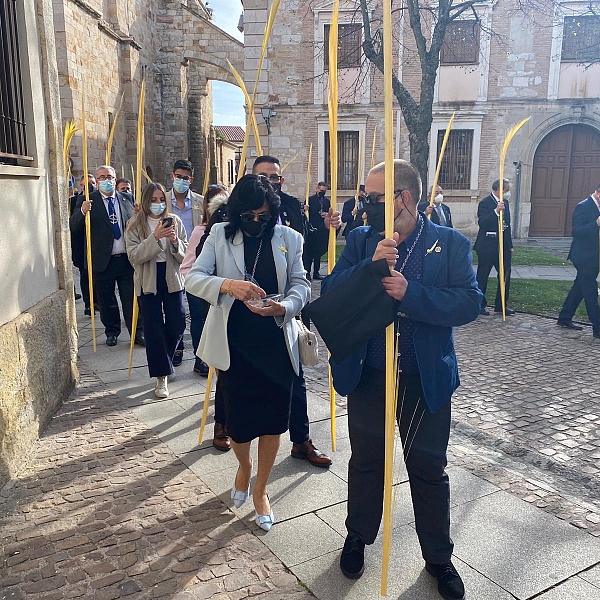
[321,217,482,413]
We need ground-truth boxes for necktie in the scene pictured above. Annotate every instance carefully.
[107,198,122,240]
[436,205,446,226]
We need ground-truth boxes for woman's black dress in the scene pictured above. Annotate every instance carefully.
[217,235,294,444]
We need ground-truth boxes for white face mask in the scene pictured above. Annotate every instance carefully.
[434,194,443,205]
[503,191,511,201]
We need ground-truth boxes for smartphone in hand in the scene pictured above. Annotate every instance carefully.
[162,216,173,227]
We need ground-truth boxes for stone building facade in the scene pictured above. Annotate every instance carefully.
[0,0,77,486]
[52,0,244,188]
[242,0,600,239]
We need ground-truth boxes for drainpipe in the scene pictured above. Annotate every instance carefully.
[513,161,522,239]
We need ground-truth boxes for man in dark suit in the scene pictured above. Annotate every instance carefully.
[322,159,481,600]
[473,178,514,316]
[417,185,453,228]
[70,165,143,347]
[305,182,331,279]
[69,173,96,315]
[342,185,367,238]
[251,155,336,469]
[558,183,600,338]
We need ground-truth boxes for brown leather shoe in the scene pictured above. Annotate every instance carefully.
[212,423,231,452]
[291,439,332,468]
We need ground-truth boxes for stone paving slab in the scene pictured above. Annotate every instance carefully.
[450,491,600,599]
[291,525,516,600]
[534,577,600,599]
[581,564,600,588]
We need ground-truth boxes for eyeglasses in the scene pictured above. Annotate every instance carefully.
[259,174,282,183]
[364,190,404,204]
[174,174,192,181]
[97,174,115,181]
[240,211,272,223]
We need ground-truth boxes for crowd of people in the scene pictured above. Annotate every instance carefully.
[69,154,600,600]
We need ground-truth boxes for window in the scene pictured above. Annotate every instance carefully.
[324,130,359,190]
[440,21,479,65]
[324,23,362,69]
[437,129,473,190]
[0,0,30,163]
[561,16,600,62]
[227,159,234,185]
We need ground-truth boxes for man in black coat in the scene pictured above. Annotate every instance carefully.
[250,155,340,469]
[473,178,515,316]
[306,182,331,279]
[342,185,367,238]
[558,183,600,338]
[417,185,453,228]
[70,165,143,347]
[69,173,96,315]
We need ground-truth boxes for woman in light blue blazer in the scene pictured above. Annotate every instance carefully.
[185,175,310,532]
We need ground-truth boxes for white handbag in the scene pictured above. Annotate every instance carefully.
[296,318,319,366]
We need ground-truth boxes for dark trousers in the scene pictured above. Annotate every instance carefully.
[186,292,209,362]
[289,365,310,444]
[476,251,512,310]
[96,255,140,338]
[346,366,453,564]
[558,266,600,331]
[79,267,91,308]
[138,263,186,378]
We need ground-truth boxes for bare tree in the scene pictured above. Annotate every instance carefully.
[359,0,488,193]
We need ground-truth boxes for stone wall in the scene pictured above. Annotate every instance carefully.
[0,0,77,487]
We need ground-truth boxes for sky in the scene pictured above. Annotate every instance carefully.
[209,0,246,127]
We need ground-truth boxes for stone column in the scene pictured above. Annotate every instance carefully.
[187,61,212,191]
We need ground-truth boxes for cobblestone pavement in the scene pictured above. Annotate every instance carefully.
[0,365,313,600]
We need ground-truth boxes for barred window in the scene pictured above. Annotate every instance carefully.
[561,16,600,62]
[0,0,30,163]
[324,23,362,69]
[440,21,479,65]
[324,130,359,190]
[437,129,473,190]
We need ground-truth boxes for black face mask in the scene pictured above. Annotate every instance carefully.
[271,183,282,194]
[363,202,385,233]
[239,217,275,238]
[318,190,326,197]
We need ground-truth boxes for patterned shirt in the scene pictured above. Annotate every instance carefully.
[365,216,426,376]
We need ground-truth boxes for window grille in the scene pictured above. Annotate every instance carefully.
[561,16,600,62]
[324,23,362,69]
[436,129,473,190]
[0,0,30,163]
[440,21,479,65]
[324,130,359,190]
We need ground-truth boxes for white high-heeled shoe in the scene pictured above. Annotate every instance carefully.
[230,467,251,508]
[255,509,275,532]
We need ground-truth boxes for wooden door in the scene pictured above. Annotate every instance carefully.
[530,125,600,236]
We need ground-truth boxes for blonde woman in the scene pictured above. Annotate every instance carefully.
[125,183,188,398]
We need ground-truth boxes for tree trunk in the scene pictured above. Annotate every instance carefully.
[407,120,431,202]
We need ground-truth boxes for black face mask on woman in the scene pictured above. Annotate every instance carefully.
[363,202,385,233]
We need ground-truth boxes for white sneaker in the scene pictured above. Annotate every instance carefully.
[154,376,168,398]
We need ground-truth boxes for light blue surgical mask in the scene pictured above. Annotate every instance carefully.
[150,203,166,216]
[173,178,190,194]
[99,179,115,194]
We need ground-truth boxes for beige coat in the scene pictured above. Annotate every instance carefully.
[185,223,310,375]
[125,214,188,296]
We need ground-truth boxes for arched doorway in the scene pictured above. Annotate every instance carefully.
[529,124,600,236]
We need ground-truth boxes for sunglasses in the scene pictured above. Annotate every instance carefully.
[240,211,272,223]
[364,190,405,204]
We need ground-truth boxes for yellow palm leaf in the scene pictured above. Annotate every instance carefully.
[428,112,456,215]
[105,93,124,165]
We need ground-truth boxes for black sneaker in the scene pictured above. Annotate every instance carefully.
[340,535,365,579]
[172,349,183,367]
[425,561,465,600]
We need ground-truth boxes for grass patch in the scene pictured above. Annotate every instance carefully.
[473,246,567,266]
[485,278,589,322]
[321,243,345,262]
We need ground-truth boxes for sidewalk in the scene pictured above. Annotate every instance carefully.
[1,297,600,599]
